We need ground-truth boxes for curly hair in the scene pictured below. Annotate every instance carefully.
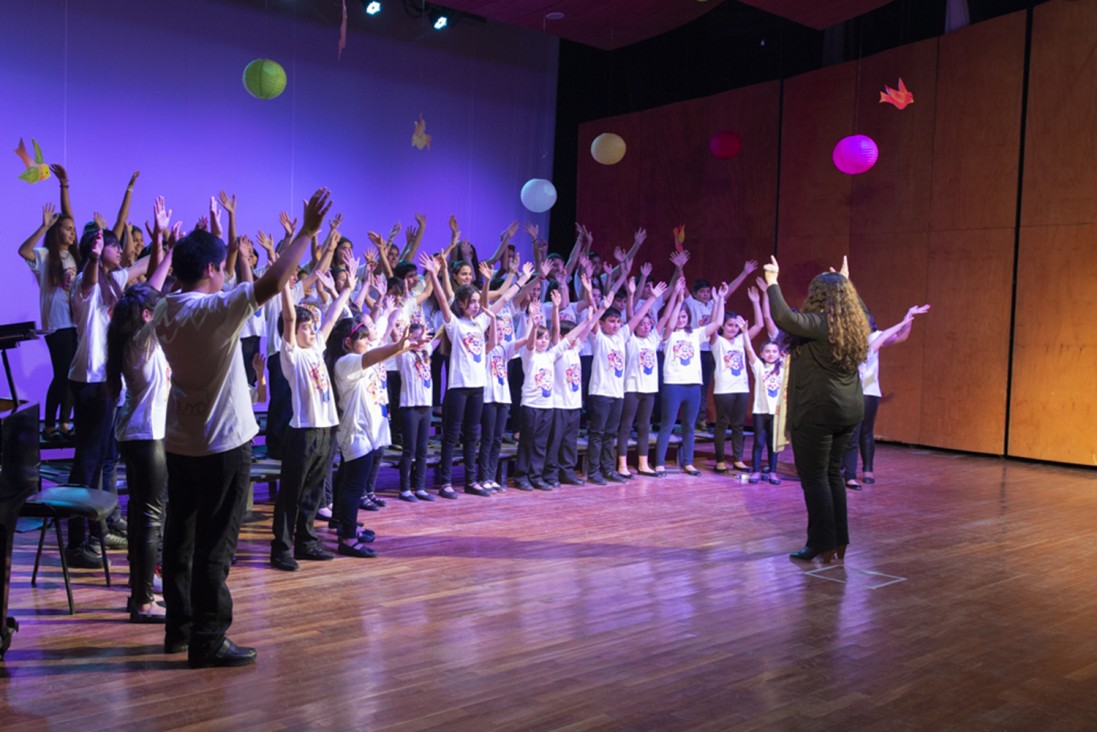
[799,273,870,372]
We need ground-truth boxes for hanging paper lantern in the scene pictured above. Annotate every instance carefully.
[520,178,557,213]
[709,131,742,159]
[242,59,287,100]
[591,133,627,165]
[832,135,879,175]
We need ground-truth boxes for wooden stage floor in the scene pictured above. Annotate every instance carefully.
[3,442,1097,731]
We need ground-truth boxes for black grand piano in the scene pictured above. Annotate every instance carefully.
[0,321,41,659]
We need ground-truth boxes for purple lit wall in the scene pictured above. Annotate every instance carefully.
[0,0,558,409]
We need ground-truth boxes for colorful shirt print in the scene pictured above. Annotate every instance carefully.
[673,338,695,366]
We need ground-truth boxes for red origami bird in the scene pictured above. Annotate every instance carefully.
[880,78,913,110]
[673,224,686,251]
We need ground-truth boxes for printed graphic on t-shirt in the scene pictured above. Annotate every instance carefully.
[673,338,695,366]
[724,349,744,377]
[533,367,553,397]
[763,366,781,398]
[463,330,484,362]
[499,314,514,342]
[413,357,431,388]
[309,362,332,401]
[639,348,656,375]
[63,266,76,292]
[607,349,624,378]
[490,353,507,385]
[566,363,581,392]
[367,369,388,417]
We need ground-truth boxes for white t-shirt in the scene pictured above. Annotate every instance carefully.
[485,341,517,404]
[27,247,77,331]
[334,353,390,461]
[553,342,584,410]
[686,297,715,352]
[857,330,886,398]
[397,346,434,408]
[241,305,265,339]
[663,329,703,385]
[521,343,565,409]
[751,359,784,415]
[624,331,661,394]
[280,337,338,429]
[154,282,259,456]
[263,281,305,356]
[713,335,749,395]
[588,326,628,399]
[494,304,517,351]
[69,268,129,383]
[115,322,170,442]
[443,314,488,389]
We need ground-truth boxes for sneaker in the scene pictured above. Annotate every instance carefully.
[108,517,128,536]
[102,531,129,550]
[317,504,333,519]
[65,544,102,569]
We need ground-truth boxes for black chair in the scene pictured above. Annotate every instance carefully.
[21,485,115,615]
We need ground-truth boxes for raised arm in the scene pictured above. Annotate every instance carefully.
[658,279,687,341]
[49,164,72,219]
[400,212,426,262]
[79,230,104,296]
[550,288,562,344]
[704,282,730,338]
[112,171,140,240]
[483,306,498,354]
[320,260,356,341]
[276,210,297,254]
[745,286,766,340]
[361,329,414,370]
[755,276,779,340]
[254,188,332,306]
[146,197,174,292]
[724,259,759,298]
[418,251,452,323]
[564,223,591,278]
[490,261,535,314]
[19,203,58,263]
[874,304,930,351]
[762,256,827,339]
[280,283,296,346]
[739,316,758,366]
[485,220,518,266]
[629,281,668,332]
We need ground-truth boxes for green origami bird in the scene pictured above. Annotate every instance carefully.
[14,138,51,183]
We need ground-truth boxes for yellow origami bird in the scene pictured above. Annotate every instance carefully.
[673,224,686,251]
[14,138,51,183]
[412,114,432,150]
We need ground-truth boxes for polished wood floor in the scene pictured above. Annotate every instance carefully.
[4,442,1097,731]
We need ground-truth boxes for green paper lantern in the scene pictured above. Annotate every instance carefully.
[242,59,287,100]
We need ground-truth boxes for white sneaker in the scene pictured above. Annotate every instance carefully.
[317,504,333,519]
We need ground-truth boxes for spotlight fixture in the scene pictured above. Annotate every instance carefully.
[364,1,381,15]
[429,7,449,30]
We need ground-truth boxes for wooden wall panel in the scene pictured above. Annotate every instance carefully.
[1010,225,1097,465]
[1022,0,1097,227]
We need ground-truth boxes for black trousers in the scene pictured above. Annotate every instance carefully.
[240,335,261,386]
[386,371,402,443]
[272,427,331,557]
[506,359,524,430]
[479,402,510,483]
[587,395,623,478]
[67,379,118,545]
[699,351,715,424]
[265,353,293,459]
[118,439,167,606]
[714,392,750,463]
[751,413,779,473]
[399,406,432,491]
[44,327,76,428]
[617,392,655,462]
[335,448,381,539]
[163,443,252,656]
[515,406,553,478]
[440,386,483,486]
[544,408,580,481]
[791,422,856,552]
[842,394,881,477]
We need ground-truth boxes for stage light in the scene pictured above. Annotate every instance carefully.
[365,1,381,15]
[430,7,449,30]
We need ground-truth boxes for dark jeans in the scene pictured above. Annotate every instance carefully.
[842,394,881,477]
[617,392,655,462]
[44,327,76,429]
[515,406,553,479]
[67,379,118,546]
[751,413,779,473]
[479,402,510,483]
[430,348,448,408]
[439,386,483,487]
[240,335,261,386]
[714,392,750,463]
[655,383,702,467]
[544,408,580,481]
[163,443,252,656]
[386,370,402,443]
[118,439,167,606]
[791,421,856,552]
[399,406,432,491]
[335,449,381,538]
[587,395,623,478]
[272,427,332,557]
[265,352,293,459]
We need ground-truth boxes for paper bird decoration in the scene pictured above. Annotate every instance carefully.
[673,224,686,251]
[14,138,50,183]
[412,114,432,150]
[880,78,913,110]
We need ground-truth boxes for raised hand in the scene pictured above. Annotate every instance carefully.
[527,299,540,318]
[90,230,104,259]
[279,211,297,237]
[194,215,208,232]
[652,281,669,299]
[217,190,236,216]
[602,261,613,277]
[613,246,627,263]
[550,289,562,307]
[127,171,141,189]
[329,212,344,231]
[539,259,552,279]
[316,269,336,294]
[257,231,275,253]
[717,282,731,299]
[742,259,758,275]
[502,220,520,242]
[640,261,653,278]
[907,304,931,317]
[763,256,779,285]
[301,188,333,235]
[601,295,613,311]
[374,274,389,298]
[417,251,439,274]
[674,277,687,295]
[209,197,223,238]
[735,315,749,331]
[747,286,760,303]
[170,221,185,244]
[519,260,534,282]
[479,260,494,281]
[43,202,59,227]
[755,276,767,291]
[828,255,849,278]
[49,164,68,185]
[152,196,172,234]
[449,215,459,235]
[93,211,108,230]
[626,277,636,295]
[344,256,360,291]
[524,222,539,240]
[404,221,418,246]
[633,227,647,247]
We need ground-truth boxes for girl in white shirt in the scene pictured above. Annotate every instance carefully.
[617,278,672,478]
[711,287,766,473]
[742,325,786,484]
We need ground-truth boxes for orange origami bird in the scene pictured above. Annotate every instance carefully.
[880,78,913,110]
[673,224,686,251]
[412,114,432,150]
[14,138,51,183]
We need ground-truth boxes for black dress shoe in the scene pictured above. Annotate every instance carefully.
[789,546,836,563]
[530,477,552,491]
[294,546,335,561]
[464,485,492,497]
[558,471,585,486]
[164,637,189,654]
[587,473,607,486]
[605,472,627,483]
[414,490,435,502]
[187,638,257,668]
[270,554,300,572]
[513,477,534,491]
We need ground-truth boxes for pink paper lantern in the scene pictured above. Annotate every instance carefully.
[832,134,879,175]
[709,131,742,159]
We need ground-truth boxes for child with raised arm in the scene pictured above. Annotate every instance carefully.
[711,287,766,474]
[584,264,633,485]
[741,321,786,485]
[616,276,670,478]
[395,322,439,502]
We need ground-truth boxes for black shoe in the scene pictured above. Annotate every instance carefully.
[337,541,378,558]
[789,546,836,563]
[512,477,534,491]
[164,635,189,654]
[294,546,335,561]
[102,531,128,550]
[65,544,102,569]
[398,491,418,503]
[587,473,607,486]
[605,472,627,484]
[559,472,585,486]
[414,490,435,502]
[187,638,257,668]
[270,554,300,572]
[367,493,387,508]
[357,529,377,543]
[545,480,561,489]
[359,500,380,511]
[464,485,492,497]
[530,477,552,491]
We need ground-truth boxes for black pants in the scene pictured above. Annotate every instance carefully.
[544,408,580,481]
[386,370,402,443]
[335,448,380,539]
[272,427,331,557]
[579,354,593,427]
[617,392,655,462]
[751,413,779,473]
[67,380,118,546]
[118,439,167,606]
[399,406,432,491]
[714,392,750,463]
[44,327,76,429]
[587,395,623,478]
[791,422,856,552]
[842,394,881,477]
[240,335,261,386]
[479,402,510,483]
[265,353,293,459]
[430,348,448,408]
[163,443,252,656]
[699,351,715,424]
[506,359,524,430]
[515,406,553,478]
[440,386,483,486]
